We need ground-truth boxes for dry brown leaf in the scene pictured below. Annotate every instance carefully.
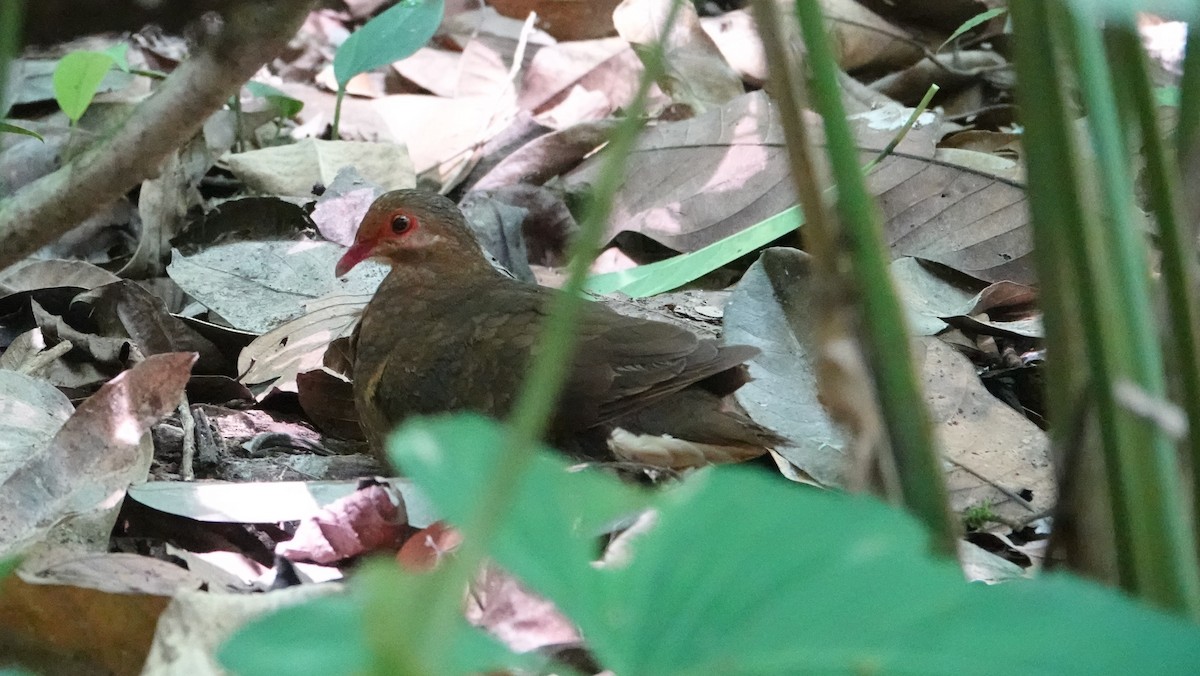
[920,338,1055,521]
[490,0,623,41]
[567,91,1033,283]
[0,555,187,675]
[0,259,120,295]
[468,564,582,653]
[276,483,408,564]
[297,367,364,440]
[0,352,196,558]
[518,37,646,114]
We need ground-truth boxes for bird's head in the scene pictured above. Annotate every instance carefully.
[335,190,484,277]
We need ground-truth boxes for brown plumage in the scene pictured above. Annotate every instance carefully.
[336,189,785,469]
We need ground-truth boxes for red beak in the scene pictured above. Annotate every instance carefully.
[335,241,372,277]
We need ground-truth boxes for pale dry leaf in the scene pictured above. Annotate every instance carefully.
[223,138,415,196]
[614,0,743,114]
[127,479,438,527]
[371,94,517,182]
[0,259,120,295]
[0,369,74,481]
[142,585,340,676]
[568,90,1033,283]
[518,37,644,113]
[468,564,582,653]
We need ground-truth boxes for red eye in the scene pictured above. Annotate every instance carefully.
[391,214,412,234]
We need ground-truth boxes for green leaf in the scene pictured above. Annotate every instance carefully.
[0,121,43,141]
[937,7,1007,52]
[390,414,1200,675]
[102,42,130,73]
[388,414,651,614]
[219,593,370,676]
[1156,85,1180,107]
[52,50,116,122]
[219,560,535,675]
[585,206,804,297]
[333,0,444,88]
[245,81,305,118]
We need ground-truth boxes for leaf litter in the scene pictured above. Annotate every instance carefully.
[0,0,1136,671]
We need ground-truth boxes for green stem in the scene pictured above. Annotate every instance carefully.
[1107,25,1200,572]
[1060,7,1200,616]
[0,0,22,119]
[404,0,686,668]
[793,0,957,553]
[332,86,345,140]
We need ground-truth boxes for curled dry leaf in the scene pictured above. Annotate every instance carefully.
[237,293,369,399]
[276,483,408,565]
[0,352,197,559]
[0,259,120,295]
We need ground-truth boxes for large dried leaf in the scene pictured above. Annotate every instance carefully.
[370,94,516,183]
[0,353,196,558]
[127,479,436,528]
[517,38,646,114]
[0,555,185,675]
[567,91,1033,283]
[167,241,386,334]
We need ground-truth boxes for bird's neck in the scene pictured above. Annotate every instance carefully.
[376,246,501,297]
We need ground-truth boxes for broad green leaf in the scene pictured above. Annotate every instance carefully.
[219,593,370,676]
[333,0,444,88]
[597,470,1200,674]
[388,414,651,614]
[391,414,1200,675]
[585,206,804,297]
[220,555,534,675]
[937,8,1007,52]
[0,122,43,140]
[52,51,116,122]
[246,81,304,118]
